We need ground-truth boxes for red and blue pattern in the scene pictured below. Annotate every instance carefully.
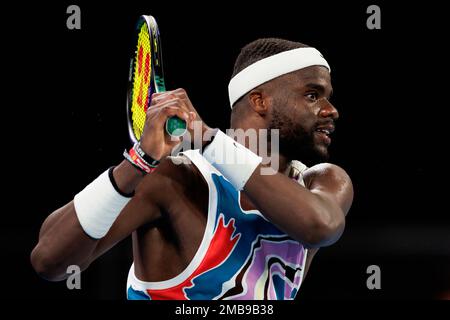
[127,163,307,300]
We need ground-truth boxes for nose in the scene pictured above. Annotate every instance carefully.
[318,98,339,120]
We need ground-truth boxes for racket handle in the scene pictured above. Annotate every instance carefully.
[165,116,187,137]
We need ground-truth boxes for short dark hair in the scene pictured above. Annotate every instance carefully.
[231,38,310,79]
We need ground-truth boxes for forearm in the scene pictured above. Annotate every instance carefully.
[31,203,98,281]
[202,130,347,248]
[31,161,145,281]
[244,165,345,248]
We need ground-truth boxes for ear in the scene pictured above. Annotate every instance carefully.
[248,90,269,116]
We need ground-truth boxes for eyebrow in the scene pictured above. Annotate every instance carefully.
[304,83,333,98]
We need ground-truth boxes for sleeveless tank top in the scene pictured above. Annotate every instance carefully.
[127,150,309,300]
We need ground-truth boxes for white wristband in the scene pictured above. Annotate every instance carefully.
[74,169,132,239]
[203,129,262,190]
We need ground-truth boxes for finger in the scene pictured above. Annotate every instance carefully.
[148,107,177,131]
[170,89,189,103]
[154,106,190,130]
[152,90,198,125]
[187,112,197,130]
[150,90,185,105]
[150,92,174,106]
[151,92,185,107]
[170,89,198,114]
[152,97,191,116]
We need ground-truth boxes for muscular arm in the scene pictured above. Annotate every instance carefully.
[244,163,353,248]
[31,89,205,282]
[30,160,171,281]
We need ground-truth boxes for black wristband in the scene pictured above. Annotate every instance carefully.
[134,142,160,167]
[108,166,135,198]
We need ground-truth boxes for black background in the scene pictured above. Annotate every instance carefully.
[2,0,448,301]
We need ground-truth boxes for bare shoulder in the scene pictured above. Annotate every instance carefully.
[134,154,201,201]
[303,163,354,214]
[303,163,352,187]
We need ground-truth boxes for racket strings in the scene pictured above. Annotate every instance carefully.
[131,24,152,141]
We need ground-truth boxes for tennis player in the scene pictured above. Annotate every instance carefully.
[31,38,353,300]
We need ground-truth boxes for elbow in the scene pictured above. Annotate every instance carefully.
[301,211,346,249]
[30,246,68,282]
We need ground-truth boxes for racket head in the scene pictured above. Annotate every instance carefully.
[126,15,166,143]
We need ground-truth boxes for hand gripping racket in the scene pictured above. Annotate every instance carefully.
[126,15,187,143]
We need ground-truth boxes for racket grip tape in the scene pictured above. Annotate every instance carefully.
[165,116,187,137]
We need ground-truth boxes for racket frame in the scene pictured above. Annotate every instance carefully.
[126,15,166,144]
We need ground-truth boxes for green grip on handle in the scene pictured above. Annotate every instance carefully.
[166,116,187,137]
[154,76,186,137]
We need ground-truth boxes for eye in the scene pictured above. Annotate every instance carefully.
[305,92,318,102]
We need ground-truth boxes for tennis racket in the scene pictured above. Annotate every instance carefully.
[126,15,187,143]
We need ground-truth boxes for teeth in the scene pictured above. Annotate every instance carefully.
[316,129,330,135]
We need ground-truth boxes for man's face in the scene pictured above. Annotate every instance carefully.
[267,66,339,165]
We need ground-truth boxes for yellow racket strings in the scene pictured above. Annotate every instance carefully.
[131,24,152,141]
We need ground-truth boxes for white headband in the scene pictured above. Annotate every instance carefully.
[228,47,331,107]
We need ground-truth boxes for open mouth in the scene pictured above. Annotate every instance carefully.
[314,126,334,145]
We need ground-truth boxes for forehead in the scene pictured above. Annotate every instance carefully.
[278,65,332,91]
